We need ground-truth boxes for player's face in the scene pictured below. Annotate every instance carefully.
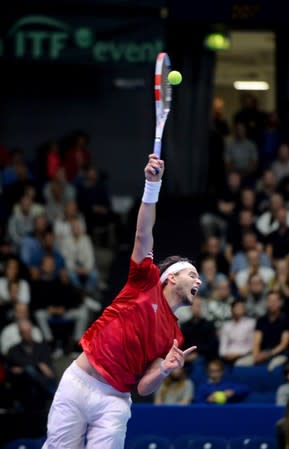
[175,267,202,306]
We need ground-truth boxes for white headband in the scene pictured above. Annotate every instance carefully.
[160,261,195,284]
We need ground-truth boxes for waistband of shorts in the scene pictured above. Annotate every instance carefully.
[70,361,130,397]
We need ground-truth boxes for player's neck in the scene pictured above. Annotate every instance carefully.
[163,287,181,312]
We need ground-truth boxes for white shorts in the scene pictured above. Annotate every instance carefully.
[42,361,132,449]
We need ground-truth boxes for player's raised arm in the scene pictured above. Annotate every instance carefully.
[131,154,164,263]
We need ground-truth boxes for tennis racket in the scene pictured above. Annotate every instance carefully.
[153,52,172,159]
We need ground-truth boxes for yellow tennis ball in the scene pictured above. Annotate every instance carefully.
[168,70,182,85]
[214,391,227,404]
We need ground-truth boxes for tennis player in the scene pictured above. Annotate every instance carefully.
[42,154,201,449]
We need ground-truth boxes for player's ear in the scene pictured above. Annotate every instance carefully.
[167,273,177,285]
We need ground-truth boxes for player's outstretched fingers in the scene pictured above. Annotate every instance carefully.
[183,346,197,358]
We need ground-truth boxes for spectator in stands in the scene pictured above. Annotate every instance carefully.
[244,273,268,319]
[53,199,86,246]
[235,249,275,297]
[195,359,249,404]
[181,296,218,372]
[35,140,63,185]
[60,218,99,296]
[44,177,69,222]
[0,303,43,356]
[225,209,264,259]
[76,165,122,247]
[276,398,289,449]
[269,259,289,313]
[0,258,31,327]
[255,169,278,215]
[271,143,289,184]
[224,121,258,183]
[219,299,255,365]
[6,319,57,411]
[43,167,76,206]
[276,362,289,406]
[32,255,89,353]
[258,111,283,171]
[28,229,66,282]
[256,193,289,238]
[239,291,289,370]
[204,277,235,331]
[233,93,266,143]
[266,208,289,263]
[200,235,229,276]
[3,158,36,213]
[230,230,272,280]
[201,171,241,240]
[20,213,50,267]
[63,130,90,182]
[237,188,258,217]
[154,367,194,405]
[7,194,44,250]
[198,257,227,299]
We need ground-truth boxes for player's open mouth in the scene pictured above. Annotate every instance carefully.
[191,288,198,296]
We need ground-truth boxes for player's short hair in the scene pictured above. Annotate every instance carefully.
[158,255,193,278]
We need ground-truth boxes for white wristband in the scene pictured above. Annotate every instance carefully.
[160,360,170,378]
[142,180,162,204]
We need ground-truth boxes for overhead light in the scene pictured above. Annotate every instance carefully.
[233,81,270,91]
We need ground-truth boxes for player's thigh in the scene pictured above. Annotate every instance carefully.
[44,368,88,449]
[86,394,132,449]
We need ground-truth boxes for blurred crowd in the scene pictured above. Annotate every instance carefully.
[0,129,126,412]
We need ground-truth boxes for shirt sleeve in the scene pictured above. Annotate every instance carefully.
[128,257,160,291]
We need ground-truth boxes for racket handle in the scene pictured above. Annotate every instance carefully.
[153,139,162,159]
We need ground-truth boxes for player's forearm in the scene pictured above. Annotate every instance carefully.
[132,202,156,262]
[137,359,170,396]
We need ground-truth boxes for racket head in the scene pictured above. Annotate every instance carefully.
[154,52,172,118]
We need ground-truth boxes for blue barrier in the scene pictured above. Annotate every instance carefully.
[126,404,285,443]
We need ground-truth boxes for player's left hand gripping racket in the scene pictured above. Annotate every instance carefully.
[153,52,172,159]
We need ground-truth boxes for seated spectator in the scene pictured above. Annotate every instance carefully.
[6,319,57,411]
[44,177,69,222]
[224,121,258,183]
[63,130,91,182]
[0,257,31,327]
[154,367,194,405]
[43,167,76,206]
[230,230,271,280]
[258,111,283,171]
[195,359,249,404]
[60,218,99,296]
[200,235,229,276]
[255,169,278,215]
[53,200,86,246]
[200,170,241,240]
[276,398,289,449]
[204,277,235,331]
[256,192,289,238]
[3,158,36,213]
[181,296,219,372]
[0,303,43,356]
[225,209,264,259]
[219,299,255,365]
[236,187,258,217]
[7,194,44,250]
[20,213,50,267]
[235,249,275,297]
[238,291,289,371]
[198,257,227,299]
[266,207,289,263]
[276,361,289,406]
[233,93,266,143]
[244,273,268,319]
[28,229,66,281]
[269,259,289,312]
[35,140,63,184]
[32,255,89,353]
[76,166,122,247]
[271,143,289,184]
